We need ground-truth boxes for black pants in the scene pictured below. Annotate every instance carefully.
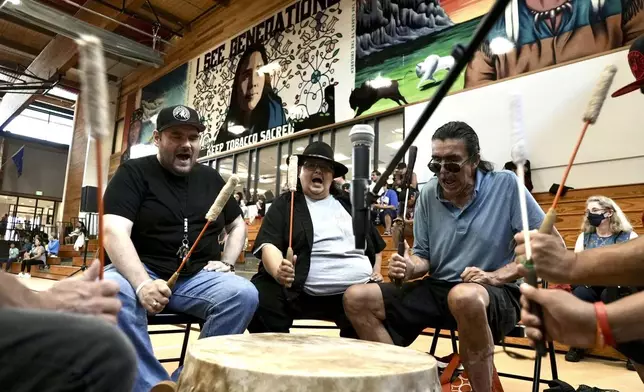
[0,308,136,392]
[572,285,644,364]
[248,273,357,338]
[21,258,43,273]
[379,277,521,347]
[0,257,16,272]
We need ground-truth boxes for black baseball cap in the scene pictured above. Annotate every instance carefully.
[156,105,206,133]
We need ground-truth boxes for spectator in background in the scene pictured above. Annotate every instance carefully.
[47,235,60,258]
[0,242,18,272]
[565,196,638,367]
[66,221,86,244]
[234,192,249,220]
[372,178,398,236]
[334,175,346,186]
[18,237,46,279]
[503,160,533,192]
[393,162,418,198]
[256,195,266,218]
[19,237,32,259]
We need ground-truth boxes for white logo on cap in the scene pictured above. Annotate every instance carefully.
[172,106,191,121]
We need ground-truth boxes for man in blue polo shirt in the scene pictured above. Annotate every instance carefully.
[344,121,560,392]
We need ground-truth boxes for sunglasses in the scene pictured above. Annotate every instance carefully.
[427,156,473,174]
[303,160,333,173]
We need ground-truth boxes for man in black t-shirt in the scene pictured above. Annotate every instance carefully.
[103,105,259,392]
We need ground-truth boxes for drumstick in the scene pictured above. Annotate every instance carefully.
[510,94,547,356]
[519,66,616,354]
[77,35,109,280]
[285,155,298,288]
[167,175,240,289]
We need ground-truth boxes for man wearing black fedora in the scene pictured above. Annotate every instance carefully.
[248,141,386,336]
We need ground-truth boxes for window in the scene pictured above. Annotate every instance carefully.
[218,156,233,181]
[291,137,308,156]
[256,144,278,202]
[331,126,354,180]
[278,141,290,194]
[377,113,404,174]
[112,119,125,154]
[234,153,249,203]
[321,130,332,146]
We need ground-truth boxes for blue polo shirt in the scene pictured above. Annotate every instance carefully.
[412,170,544,282]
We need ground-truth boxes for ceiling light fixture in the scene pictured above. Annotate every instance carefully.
[0,0,164,67]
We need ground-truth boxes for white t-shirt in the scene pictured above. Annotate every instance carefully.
[303,195,372,296]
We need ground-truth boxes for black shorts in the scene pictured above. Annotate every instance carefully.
[378,276,521,347]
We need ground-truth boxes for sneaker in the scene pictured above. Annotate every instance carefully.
[627,359,636,371]
[17,272,24,278]
[565,347,586,362]
[24,273,31,278]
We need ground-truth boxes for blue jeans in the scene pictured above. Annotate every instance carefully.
[105,264,259,392]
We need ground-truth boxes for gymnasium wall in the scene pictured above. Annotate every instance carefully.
[1,136,68,199]
[404,49,642,193]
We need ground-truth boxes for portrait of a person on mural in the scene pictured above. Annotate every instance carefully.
[215,43,288,147]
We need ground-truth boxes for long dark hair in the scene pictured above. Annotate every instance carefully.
[432,121,494,173]
[221,43,283,134]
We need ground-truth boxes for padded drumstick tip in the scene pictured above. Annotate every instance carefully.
[288,155,298,192]
[509,94,527,165]
[205,175,240,221]
[77,35,109,140]
[582,65,617,124]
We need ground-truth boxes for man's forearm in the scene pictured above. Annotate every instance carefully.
[572,236,644,286]
[259,244,283,279]
[606,291,644,343]
[410,255,430,279]
[104,228,151,289]
[221,218,246,265]
[373,253,382,274]
[0,271,42,309]
[493,262,520,284]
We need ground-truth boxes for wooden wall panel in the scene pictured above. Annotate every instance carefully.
[61,98,88,223]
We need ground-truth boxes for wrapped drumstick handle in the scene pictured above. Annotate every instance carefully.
[167,175,240,289]
[285,155,298,288]
[523,209,557,356]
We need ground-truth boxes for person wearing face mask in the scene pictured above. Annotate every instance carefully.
[343,121,563,392]
[247,142,386,336]
[102,105,259,392]
[565,196,638,366]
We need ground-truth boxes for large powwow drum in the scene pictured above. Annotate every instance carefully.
[174,333,440,392]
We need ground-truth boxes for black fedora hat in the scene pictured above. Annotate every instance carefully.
[287,141,348,177]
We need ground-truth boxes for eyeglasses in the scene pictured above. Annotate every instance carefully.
[427,156,473,174]
[303,161,333,173]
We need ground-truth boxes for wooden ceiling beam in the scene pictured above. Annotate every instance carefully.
[0,37,41,57]
[0,13,57,37]
[140,2,190,30]
[0,0,148,129]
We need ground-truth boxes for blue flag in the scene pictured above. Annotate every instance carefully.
[11,146,24,177]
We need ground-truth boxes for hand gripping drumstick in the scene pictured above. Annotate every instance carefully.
[167,175,240,289]
[510,94,547,356]
[285,155,298,288]
[517,66,617,353]
[393,146,418,288]
[77,35,110,280]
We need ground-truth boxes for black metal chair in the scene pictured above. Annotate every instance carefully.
[147,310,203,366]
[424,325,559,392]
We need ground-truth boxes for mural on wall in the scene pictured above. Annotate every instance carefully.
[354,0,644,116]
[466,0,644,87]
[120,108,143,163]
[139,64,189,145]
[188,0,355,156]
